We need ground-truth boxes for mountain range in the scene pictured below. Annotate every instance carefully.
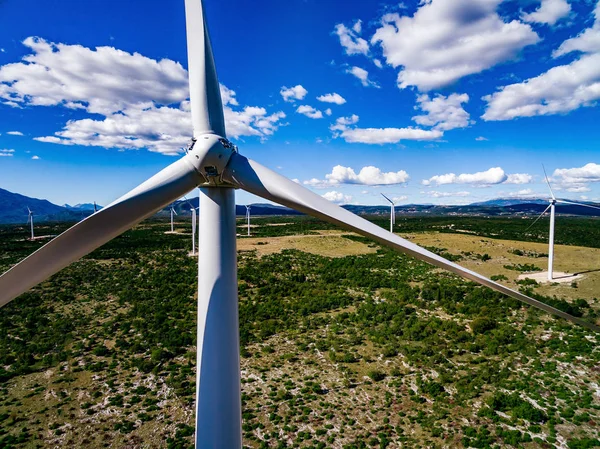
[0,187,599,225]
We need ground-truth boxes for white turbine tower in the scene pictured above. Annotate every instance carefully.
[191,204,199,255]
[527,166,600,281]
[26,207,34,240]
[170,205,178,232]
[0,2,598,447]
[245,205,251,236]
[381,193,395,233]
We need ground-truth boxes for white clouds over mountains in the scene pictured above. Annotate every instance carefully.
[422,167,532,186]
[306,165,410,188]
[0,38,285,154]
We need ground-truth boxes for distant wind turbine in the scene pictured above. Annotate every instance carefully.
[527,166,600,281]
[26,207,34,240]
[170,205,178,232]
[93,201,98,213]
[381,193,396,233]
[245,205,251,236]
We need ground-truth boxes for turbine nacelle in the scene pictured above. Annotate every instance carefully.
[185,133,238,186]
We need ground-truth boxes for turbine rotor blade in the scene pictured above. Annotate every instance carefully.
[542,164,556,200]
[525,204,552,232]
[185,0,226,137]
[0,157,203,308]
[223,153,599,332]
[556,199,600,211]
[380,193,393,204]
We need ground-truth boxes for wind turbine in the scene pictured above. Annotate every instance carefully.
[170,204,178,232]
[26,207,34,240]
[381,193,396,233]
[245,205,251,236]
[527,167,600,281]
[0,1,598,447]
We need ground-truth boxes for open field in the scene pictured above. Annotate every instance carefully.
[0,216,599,448]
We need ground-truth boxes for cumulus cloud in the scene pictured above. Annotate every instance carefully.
[522,0,571,25]
[346,66,379,88]
[31,155,40,160]
[420,190,471,198]
[6,131,23,136]
[0,149,14,157]
[296,105,323,119]
[316,92,346,105]
[324,108,332,116]
[280,85,308,102]
[371,0,539,91]
[483,3,600,121]
[551,163,600,192]
[0,38,285,154]
[475,136,489,141]
[305,165,410,188]
[422,167,532,186]
[334,21,369,56]
[412,93,471,131]
[322,190,353,204]
[330,114,442,144]
[507,188,536,197]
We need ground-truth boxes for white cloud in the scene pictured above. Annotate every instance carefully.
[296,105,323,119]
[522,0,571,25]
[552,163,600,193]
[31,155,40,160]
[0,149,14,157]
[334,21,369,56]
[412,93,471,131]
[483,3,600,121]
[346,66,379,88]
[475,136,489,141]
[421,190,471,198]
[330,114,442,144]
[371,0,539,91]
[322,190,353,204]
[6,131,23,136]
[507,188,536,197]
[305,164,410,188]
[280,85,308,102]
[0,38,284,154]
[506,173,533,184]
[422,167,532,186]
[324,108,332,116]
[316,93,346,105]
[392,195,408,202]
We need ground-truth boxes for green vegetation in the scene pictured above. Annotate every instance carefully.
[0,214,598,447]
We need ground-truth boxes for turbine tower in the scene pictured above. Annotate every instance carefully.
[26,207,34,240]
[191,205,199,255]
[527,166,600,281]
[245,205,251,237]
[170,205,178,232]
[0,2,598,448]
[381,193,395,233]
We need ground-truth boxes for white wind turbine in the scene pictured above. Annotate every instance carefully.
[381,193,396,233]
[26,207,34,240]
[170,204,178,232]
[245,205,251,236]
[527,166,600,281]
[0,1,598,447]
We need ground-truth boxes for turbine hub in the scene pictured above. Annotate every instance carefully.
[184,133,238,187]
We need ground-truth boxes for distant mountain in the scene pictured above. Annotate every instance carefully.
[64,203,102,212]
[1,187,599,224]
[470,198,549,207]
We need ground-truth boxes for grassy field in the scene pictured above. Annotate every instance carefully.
[0,216,599,448]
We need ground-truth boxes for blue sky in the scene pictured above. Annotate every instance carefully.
[0,0,599,207]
